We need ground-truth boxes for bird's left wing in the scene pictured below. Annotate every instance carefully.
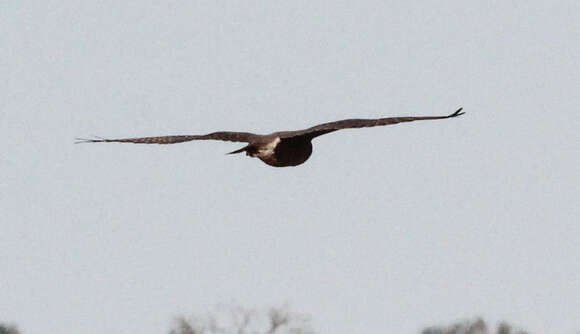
[76,131,261,144]
[279,108,465,139]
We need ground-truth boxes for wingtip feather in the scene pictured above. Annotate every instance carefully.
[449,107,465,117]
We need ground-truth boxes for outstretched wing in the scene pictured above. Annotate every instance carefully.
[279,108,465,139]
[76,131,261,144]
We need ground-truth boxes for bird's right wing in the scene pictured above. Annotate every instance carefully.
[75,131,261,144]
[279,108,465,139]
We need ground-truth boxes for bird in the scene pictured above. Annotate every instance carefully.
[77,107,464,167]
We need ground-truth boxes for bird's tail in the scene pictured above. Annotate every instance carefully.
[227,145,250,154]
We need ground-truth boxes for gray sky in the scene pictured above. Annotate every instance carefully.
[1,1,579,333]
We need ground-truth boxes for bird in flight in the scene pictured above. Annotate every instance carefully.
[77,107,464,167]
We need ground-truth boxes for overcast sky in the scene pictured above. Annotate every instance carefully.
[1,1,579,333]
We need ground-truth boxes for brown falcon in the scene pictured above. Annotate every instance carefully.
[77,107,465,167]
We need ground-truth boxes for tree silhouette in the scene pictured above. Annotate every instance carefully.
[0,324,19,334]
[421,318,530,334]
[169,305,315,334]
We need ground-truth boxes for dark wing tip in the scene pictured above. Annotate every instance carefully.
[449,107,465,118]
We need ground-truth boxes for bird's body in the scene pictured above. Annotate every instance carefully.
[257,136,313,167]
[78,108,465,167]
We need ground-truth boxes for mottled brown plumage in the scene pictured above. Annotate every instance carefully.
[77,107,464,167]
